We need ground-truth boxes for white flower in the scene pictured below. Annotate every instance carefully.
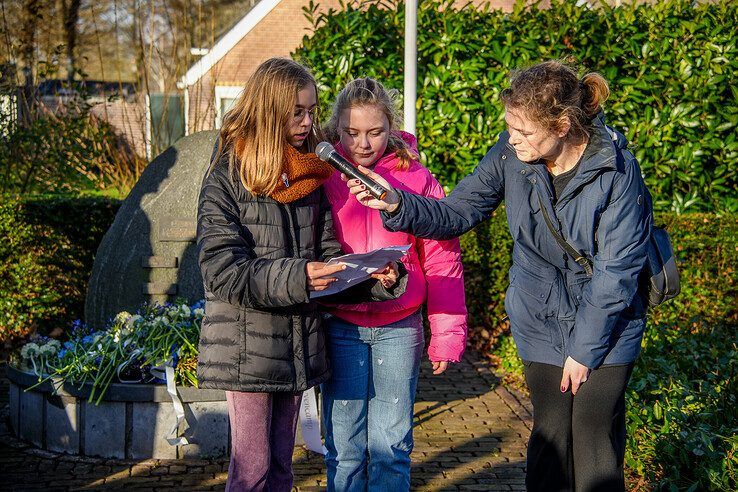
[125,315,142,330]
[179,305,191,318]
[39,344,57,356]
[114,311,132,324]
[193,308,204,318]
[166,305,180,318]
[20,343,40,359]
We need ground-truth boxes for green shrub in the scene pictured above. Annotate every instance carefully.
[625,214,738,490]
[626,321,737,491]
[0,105,145,195]
[0,195,120,345]
[296,0,738,213]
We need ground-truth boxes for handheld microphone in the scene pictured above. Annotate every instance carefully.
[315,142,388,200]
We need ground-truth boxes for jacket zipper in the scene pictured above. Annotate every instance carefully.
[281,201,304,389]
[365,185,372,251]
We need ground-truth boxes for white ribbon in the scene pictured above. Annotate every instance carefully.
[115,349,143,383]
[150,360,191,446]
[299,387,327,455]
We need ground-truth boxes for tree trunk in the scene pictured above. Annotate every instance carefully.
[63,0,81,84]
[19,0,41,125]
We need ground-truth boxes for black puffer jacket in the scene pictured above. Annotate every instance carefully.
[196,156,405,392]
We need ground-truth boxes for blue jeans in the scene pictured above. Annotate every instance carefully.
[321,312,424,492]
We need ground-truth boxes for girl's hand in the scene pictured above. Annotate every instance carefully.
[560,356,591,395]
[306,262,346,291]
[431,361,449,375]
[370,261,399,288]
[342,166,400,213]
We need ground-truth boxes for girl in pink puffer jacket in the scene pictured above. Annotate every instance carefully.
[321,77,468,491]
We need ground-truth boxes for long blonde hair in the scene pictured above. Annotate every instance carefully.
[215,58,323,196]
[500,60,609,140]
[324,77,417,171]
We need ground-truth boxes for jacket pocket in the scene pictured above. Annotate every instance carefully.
[238,309,293,385]
[510,266,554,307]
[505,266,555,343]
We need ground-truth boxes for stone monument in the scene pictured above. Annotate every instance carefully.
[85,130,218,329]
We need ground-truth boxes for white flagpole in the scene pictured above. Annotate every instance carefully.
[404,0,418,134]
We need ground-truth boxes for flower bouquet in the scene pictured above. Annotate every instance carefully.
[15,299,204,404]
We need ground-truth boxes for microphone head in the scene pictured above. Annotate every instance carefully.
[315,141,334,161]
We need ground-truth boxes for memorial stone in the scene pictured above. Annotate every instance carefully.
[85,131,218,329]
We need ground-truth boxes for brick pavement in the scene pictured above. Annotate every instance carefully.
[0,352,532,491]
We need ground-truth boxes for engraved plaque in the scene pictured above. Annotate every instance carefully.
[142,283,178,295]
[141,256,178,268]
[158,218,197,242]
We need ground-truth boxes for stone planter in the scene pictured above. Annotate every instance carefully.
[6,365,229,459]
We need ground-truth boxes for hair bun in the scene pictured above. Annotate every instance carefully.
[581,72,609,118]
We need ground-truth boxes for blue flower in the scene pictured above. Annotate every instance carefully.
[82,335,93,345]
[58,349,67,359]
[71,319,88,336]
[63,341,74,350]
[170,345,180,367]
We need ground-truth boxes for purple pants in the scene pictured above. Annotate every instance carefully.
[225,391,302,492]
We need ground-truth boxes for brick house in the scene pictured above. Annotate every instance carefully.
[178,0,517,136]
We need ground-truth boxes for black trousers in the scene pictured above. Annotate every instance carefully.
[523,361,634,492]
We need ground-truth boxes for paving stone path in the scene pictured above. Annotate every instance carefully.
[0,352,532,491]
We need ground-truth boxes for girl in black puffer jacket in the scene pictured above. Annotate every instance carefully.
[196,58,403,492]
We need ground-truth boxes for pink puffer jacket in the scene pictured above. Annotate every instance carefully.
[323,132,467,362]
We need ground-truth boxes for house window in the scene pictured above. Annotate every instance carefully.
[215,86,243,129]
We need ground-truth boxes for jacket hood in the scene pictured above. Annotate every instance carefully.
[594,111,628,150]
[396,130,419,151]
[580,111,628,175]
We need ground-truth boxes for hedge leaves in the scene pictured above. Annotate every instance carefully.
[296,0,737,213]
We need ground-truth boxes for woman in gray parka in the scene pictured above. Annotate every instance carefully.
[345,61,653,492]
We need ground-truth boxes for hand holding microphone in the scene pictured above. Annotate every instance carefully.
[315,142,400,212]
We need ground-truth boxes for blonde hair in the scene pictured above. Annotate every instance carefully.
[500,60,610,140]
[214,58,323,196]
[324,77,417,171]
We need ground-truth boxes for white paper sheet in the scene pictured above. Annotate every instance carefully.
[299,387,327,454]
[309,244,411,299]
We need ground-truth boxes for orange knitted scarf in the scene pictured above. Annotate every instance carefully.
[235,139,334,203]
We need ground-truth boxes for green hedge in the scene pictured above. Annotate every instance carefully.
[625,214,738,490]
[0,196,120,345]
[296,0,738,213]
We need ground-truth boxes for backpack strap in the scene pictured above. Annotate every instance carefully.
[537,193,594,277]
